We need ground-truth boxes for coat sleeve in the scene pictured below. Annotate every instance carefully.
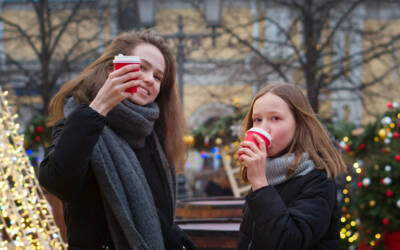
[246,174,337,250]
[38,104,106,202]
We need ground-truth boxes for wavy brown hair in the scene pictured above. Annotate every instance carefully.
[240,83,346,181]
[48,30,186,169]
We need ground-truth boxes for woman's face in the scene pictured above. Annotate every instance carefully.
[128,43,165,106]
[251,92,296,157]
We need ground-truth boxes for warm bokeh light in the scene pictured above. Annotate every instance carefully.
[0,90,66,249]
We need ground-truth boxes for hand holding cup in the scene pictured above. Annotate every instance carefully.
[238,128,271,189]
[113,54,141,93]
[90,54,142,116]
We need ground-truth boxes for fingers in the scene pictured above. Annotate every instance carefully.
[107,64,141,88]
[253,134,267,153]
[92,78,138,110]
[237,146,259,167]
[237,146,254,158]
[91,65,141,116]
[109,71,142,87]
[116,79,140,92]
[237,141,259,162]
[238,153,251,166]
[109,64,140,78]
[237,137,267,168]
[240,140,259,152]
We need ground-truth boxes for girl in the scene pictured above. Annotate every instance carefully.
[237,83,346,250]
[39,30,194,250]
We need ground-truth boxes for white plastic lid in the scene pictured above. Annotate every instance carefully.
[247,127,272,141]
[113,54,141,63]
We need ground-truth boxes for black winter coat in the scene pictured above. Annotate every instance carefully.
[38,104,191,250]
[238,169,340,250]
[39,105,112,249]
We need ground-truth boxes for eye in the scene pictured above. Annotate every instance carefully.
[252,117,261,123]
[140,64,146,70]
[154,74,162,81]
[271,116,280,121]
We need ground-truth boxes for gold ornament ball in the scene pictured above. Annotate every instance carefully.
[183,135,195,147]
[378,129,386,138]
[215,137,223,145]
[369,200,376,207]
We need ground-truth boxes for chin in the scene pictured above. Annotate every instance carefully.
[269,148,290,158]
[128,96,147,106]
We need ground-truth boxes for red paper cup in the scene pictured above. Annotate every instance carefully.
[245,127,272,149]
[113,54,141,93]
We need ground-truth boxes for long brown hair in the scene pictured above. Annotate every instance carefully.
[48,30,186,169]
[241,83,347,181]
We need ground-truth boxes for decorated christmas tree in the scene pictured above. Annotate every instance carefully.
[338,102,400,250]
[0,89,66,249]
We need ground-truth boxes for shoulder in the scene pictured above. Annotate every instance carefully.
[290,168,334,185]
[276,169,337,198]
[288,169,337,201]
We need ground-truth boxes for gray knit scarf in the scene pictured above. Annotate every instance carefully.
[65,98,175,250]
[266,153,315,186]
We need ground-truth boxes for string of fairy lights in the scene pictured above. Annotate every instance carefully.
[0,89,66,249]
[338,103,400,248]
[339,160,360,245]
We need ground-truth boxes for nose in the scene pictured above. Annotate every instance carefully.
[262,121,271,134]
[142,71,154,85]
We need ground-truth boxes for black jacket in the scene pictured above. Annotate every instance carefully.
[38,104,192,250]
[238,169,340,250]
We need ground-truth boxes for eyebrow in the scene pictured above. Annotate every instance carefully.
[252,111,282,116]
[141,59,164,76]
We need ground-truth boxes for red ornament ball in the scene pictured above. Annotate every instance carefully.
[386,190,393,197]
[396,155,400,161]
[358,181,363,188]
[344,145,351,152]
[380,178,384,184]
[383,218,390,225]
[394,132,400,139]
[37,126,44,133]
[387,102,393,108]
[359,144,365,150]
[35,136,41,141]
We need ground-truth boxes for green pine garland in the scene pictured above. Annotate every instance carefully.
[24,115,52,150]
[191,110,246,150]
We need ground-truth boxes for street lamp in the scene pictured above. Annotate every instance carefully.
[137,0,223,105]
[136,0,157,28]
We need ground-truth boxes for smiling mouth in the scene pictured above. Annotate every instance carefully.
[137,86,149,95]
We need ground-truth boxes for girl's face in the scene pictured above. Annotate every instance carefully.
[252,92,296,157]
[128,43,165,106]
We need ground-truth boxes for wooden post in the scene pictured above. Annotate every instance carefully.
[220,148,251,198]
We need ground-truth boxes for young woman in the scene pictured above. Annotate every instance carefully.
[237,83,347,250]
[39,30,194,250]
